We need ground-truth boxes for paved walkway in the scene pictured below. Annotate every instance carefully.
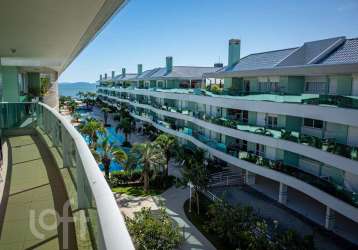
[210,186,345,250]
[0,135,77,250]
[116,161,215,250]
[161,186,216,250]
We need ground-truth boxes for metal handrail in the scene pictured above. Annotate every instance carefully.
[38,102,134,250]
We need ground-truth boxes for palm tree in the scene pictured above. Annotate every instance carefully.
[76,91,84,100]
[79,119,105,148]
[131,143,165,192]
[116,117,135,145]
[101,107,111,125]
[88,92,97,105]
[154,134,178,177]
[68,99,78,113]
[72,112,81,123]
[118,105,131,121]
[92,137,127,181]
[178,148,209,214]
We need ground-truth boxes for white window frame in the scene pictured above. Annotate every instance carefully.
[266,114,278,128]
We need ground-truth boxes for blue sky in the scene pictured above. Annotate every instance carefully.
[59,0,358,83]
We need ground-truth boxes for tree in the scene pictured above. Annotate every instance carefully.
[68,99,78,113]
[72,112,81,122]
[59,96,72,109]
[88,92,97,106]
[79,119,105,148]
[131,143,164,192]
[101,107,111,125]
[178,148,209,214]
[116,117,135,146]
[76,91,84,99]
[125,207,183,250]
[118,105,131,120]
[91,137,128,181]
[154,134,178,177]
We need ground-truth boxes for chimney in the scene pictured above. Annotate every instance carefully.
[214,63,223,68]
[104,73,108,79]
[137,64,143,75]
[166,56,173,72]
[100,74,102,81]
[111,70,115,79]
[122,68,126,77]
[228,39,241,67]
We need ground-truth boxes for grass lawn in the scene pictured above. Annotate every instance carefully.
[111,176,176,197]
[111,185,163,196]
[183,193,236,250]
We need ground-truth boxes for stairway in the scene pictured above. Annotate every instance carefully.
[208,168,245,187]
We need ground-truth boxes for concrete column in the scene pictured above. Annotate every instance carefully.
[325,207,336,230]
[278,183,288,205]
[245,170,255,185]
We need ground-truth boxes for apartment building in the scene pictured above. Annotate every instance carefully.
[97,36,358,244]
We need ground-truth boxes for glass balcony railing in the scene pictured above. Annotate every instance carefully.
[105,95,358,162]
[130,110,358,208]
[302,95,358,109]
[0,102,134,249]
[98,85,358,110]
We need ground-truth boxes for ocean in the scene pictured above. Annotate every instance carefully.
[59,82,98,97]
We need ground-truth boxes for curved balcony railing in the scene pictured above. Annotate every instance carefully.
[0,102,134,250]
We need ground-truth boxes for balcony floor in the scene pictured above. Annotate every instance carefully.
[0,134,77,250]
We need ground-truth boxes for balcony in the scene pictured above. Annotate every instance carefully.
[97,86,358,129]
[302,95,358,109]
[102,94,358,165]
[130,110,358,210]
[0,102,134,249]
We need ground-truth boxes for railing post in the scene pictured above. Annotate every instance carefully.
[50,114,57,144]
[76,151,91,209]
[62,126,72,168]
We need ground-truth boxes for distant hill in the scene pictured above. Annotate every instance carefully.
[59,81,97,85]
[59,82,98,97]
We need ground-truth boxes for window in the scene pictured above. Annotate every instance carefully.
[240,140,248,151]
[266,115,278,128]
[304,82,327,94]
[303,118,323,129]
[256,144,265,156]
[258,81,279,93]
[243,80,250,92]
[242,110,248,123]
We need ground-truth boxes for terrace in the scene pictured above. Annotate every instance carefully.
[97,85,358,109]
[0,102,134,249]
[130,108,358,208]
[100,93,358,164]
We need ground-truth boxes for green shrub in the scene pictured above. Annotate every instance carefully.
[205,200,315,249]
[210,85,222,95]
[150,175,176,189]
[126,208,183,250]
[109,171,141,187]
[122,141,132,148]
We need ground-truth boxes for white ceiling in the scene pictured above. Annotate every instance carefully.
[0,0,126,75]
